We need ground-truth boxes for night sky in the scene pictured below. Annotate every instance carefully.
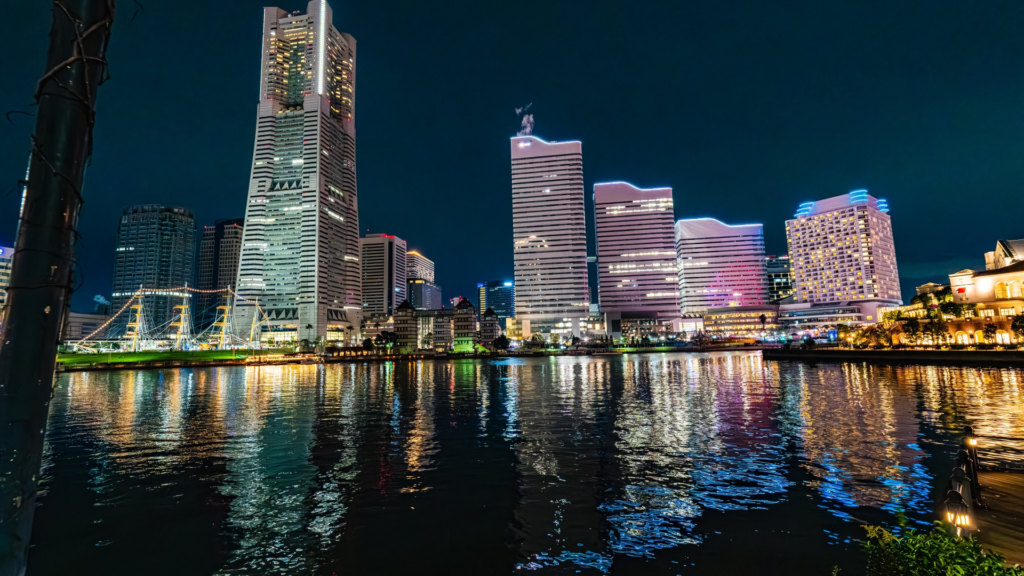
[3,0,1023,311]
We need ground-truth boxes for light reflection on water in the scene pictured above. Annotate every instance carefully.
[29,353,1024,575]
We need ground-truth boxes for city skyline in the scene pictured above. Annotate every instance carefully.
[3,1,1023,312]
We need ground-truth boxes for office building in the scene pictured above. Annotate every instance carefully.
[196,218,244,329]
[674,218,768,314]
[511,135,589,337]
[786,190,900,305]
[63,311,112,342]
[477,280,515,323]
[453,298,477,352]
[586,255,599,309]
[406,250,434,282]
[0,245,12,308]
[407,277,442,310]
[361,234,407,318]
[480,308,501,345]
[111,205,195,335]
[593,182,679,323]
[765,255,794,303]
[233,1,361,342]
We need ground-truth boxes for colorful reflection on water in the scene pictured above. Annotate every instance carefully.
[28,353,1024,575]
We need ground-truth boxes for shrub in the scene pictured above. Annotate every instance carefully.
[863,523,1023,576]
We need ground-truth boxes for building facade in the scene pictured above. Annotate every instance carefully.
[453,298,478,352]
[593,182,679,324]
[196,218,244,329]
[984,239,1024,271]
[765,254,794,303]
[480,308,501,345]
[407,277,442,310]
[703,305,779,337]
[111,205,195,335]
[406,250,434,282]
[674,218,768,314]
[63,311,112,342]
[785,190,900,305]
[233,1,361,342]
[361,234,407,319]
[0,245,11,308]
[511,135,589,337]
[477,280,515,323]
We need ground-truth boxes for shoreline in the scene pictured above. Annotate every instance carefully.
[763,348,1024,367]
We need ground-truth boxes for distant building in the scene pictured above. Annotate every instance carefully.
[984,239,1024,270]
[361,234,407,318]
[477,280,515,323]
[593,182,679,326]
[480,308,501,345]
[63,311,111,342]
[785,190,900,305]
[111,205,195,335]
[196,218,244,329]
[916,282,948,295]
[675,218,768,314]
[453,298,477,352]
[407,277,442,310]
[0,245,12,308]
[406,250,435,282]
[778,301,888,331]
[587,256,599,309]
[511,135,589,337]
[765,255,794,303]
[232,1,361,342]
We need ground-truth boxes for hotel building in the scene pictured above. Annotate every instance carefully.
[785,190,900,305]
[361,234,407,319]
[511,136,589,337]
[111,205,196,334]
[593,182,679,324]
[674,218,768,314]
[406,250,434,282]
[233,1,361,341]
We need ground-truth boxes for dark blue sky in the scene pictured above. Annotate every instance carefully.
[3,0,1023,311]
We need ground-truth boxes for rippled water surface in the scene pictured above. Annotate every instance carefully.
[28,353,1024,575]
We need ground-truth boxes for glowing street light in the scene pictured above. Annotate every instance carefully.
[944,490,971,537]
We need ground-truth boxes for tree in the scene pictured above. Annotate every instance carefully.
[939,301,964,318]
[982,322,998,344]
[362,338,374,352]
[759,314,767,332]
[1012,315,1024,342]
[421,331,433,348]
[903,317,921,343]
[493,334,510,351]
[924,317,948,344]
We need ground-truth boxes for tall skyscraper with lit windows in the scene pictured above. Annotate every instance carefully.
[785,191,900,304]
[233,1,360,342]
[511,135,589,337]
[674,218,768,314]
[360,234,407,318]
[593,182,679,321]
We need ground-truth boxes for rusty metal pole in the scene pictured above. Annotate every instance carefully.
[0,1,114,574]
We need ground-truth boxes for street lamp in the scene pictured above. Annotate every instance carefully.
[944,490,971,537]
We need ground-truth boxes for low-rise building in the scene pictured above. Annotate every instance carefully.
[779,301,887,333]
[480,308,501,346]
[703,305,779,337]
[453,299,477,352]
[62,311,112,342]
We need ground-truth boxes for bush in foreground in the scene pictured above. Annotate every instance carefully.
[863,523,1023,575]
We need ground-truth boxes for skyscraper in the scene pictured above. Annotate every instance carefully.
[111,205,196,334]
[407,278,442,310]
[511,135,589,337]
[674,218,768,314]
[406,250,434,282]
[765,254,794,303]
[477,280,515,323]
[196,218,244,329]
[785,191,900,304]
[593,182,679,322]
[361,234,407,318]
[233,1,360,342]
[0,246,12,308]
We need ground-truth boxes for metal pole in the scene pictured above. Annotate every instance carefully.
[0,1,114,574]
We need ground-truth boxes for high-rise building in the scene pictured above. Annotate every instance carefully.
[593,182,679,322]
[361,234,407,318]
[407,277,442,310]
[785,191,900,304]
[765,254,794,303]
[511,135,589,337]
[477,280,515,323]
[0,245,12,308]
[233,1,360,342]
[111,205,196,334]
[196,218,244,329]
[674,218,768,314]
[406,250,434,282]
